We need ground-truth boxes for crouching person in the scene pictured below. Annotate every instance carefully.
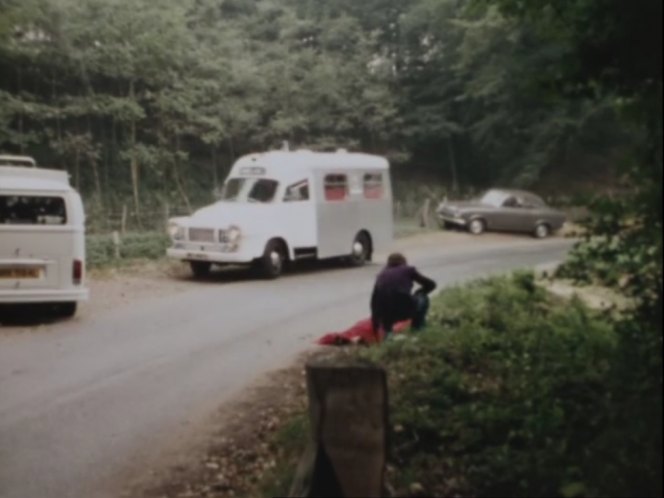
[370,252,436,339]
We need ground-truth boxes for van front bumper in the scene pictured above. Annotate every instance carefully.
[0,287,89,304]
[167,247,255,264]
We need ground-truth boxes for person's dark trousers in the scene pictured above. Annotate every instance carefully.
[371,289,418,336]
[411,291,430,330]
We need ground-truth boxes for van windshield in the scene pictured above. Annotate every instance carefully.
[219,178,279,203]
[0,195,67,225]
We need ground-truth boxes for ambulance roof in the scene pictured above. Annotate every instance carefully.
[0,166,72,192]
[232,149,389,174]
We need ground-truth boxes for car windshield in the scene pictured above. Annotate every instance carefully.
[480,190,510,207]
[219,177,279,203]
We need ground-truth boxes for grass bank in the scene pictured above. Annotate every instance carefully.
[86,232,170,269]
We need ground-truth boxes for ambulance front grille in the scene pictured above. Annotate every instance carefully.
[188,228,215,243]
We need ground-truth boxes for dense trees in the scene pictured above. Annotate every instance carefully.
[499,2,661,494]
[0,0,644,217]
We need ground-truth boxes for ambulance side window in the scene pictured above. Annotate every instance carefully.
[284,179,310,202]
[363,173,384,199]
[324,174,348,201]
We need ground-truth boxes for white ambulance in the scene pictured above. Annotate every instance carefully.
[166,149,393,278]
[0,156,88,317]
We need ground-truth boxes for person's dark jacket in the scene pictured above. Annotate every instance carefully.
[371,265,436,332]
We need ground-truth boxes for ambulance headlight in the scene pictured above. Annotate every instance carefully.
[168,222,185,240]
[219,225,242,243]
[227,225,241,243]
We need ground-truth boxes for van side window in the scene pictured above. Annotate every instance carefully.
[284,179,310,202]
[363,173,384,199]
[0,195,67,225]
[324,174,348,201]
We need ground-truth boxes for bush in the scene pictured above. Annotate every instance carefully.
[87,232,170,268]
[253,273,661,497]
[354,272,660,497]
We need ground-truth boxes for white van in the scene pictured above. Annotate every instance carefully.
[0,156,88,317]
[166,149,393,278]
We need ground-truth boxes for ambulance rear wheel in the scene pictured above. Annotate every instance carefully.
[349,232,370,267]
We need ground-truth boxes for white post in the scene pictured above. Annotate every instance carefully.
[112,231,121,259]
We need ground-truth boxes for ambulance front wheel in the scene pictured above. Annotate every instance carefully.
[190,261,211,278]
[259,239,288,279]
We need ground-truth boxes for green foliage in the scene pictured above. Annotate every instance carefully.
[0,0,631,217]
[359,273,660,497]
[253,275,660,496]
[484,8,663,497]
[257,415,309,498]
[86,232,169,268]
[489,0,663,326]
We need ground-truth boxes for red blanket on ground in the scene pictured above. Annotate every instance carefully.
[317,317,411,345]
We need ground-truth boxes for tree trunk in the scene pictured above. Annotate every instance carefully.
[447,137,459,193]
[74,148,80,192]
[128,79,140,219]
[227,135,236,165]
[87,121,103,207]
[211,146,218,191]
[17,67,24,153]
[173,134,192,213]
[91,154,103,206]
[419,198,431,228]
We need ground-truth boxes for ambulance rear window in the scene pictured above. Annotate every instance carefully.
[363,173,384,199]
[0,195,67,225]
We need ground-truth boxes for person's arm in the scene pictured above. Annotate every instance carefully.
[412,268,436,294]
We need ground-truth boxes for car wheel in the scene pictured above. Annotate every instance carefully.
[468,218,485,235]
[534,223,550,239]
[57,302,77,318]
[260,239,287,278]
[349,232,370,266]
[190,261,211,278]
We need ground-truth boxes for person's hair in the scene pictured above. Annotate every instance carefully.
[387,252,407,267]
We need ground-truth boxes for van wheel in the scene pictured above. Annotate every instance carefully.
[349,232,370,266]
[57,302,77,318]
[190,261,211,278]
[260,240,287,279]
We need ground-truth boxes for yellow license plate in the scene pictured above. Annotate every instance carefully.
[0,268,40,279]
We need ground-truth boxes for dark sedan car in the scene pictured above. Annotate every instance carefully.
[436,188,566,238]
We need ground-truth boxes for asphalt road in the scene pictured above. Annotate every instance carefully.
[0,234,573,498]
